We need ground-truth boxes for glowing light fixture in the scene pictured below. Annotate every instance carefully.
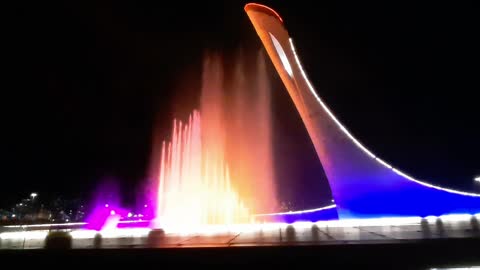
[269,33,293,78]
[5,222,86,228]
[253,204,336,217]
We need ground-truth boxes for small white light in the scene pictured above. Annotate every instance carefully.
[474,176,480,182]
[105,204,109,208]
[12,214,16,218]
[110,210,116,216]
[30,193,38,199]
[144,204,148,208]
[127,212,133,218]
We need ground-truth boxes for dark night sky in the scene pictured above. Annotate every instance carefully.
[3,1,479,210]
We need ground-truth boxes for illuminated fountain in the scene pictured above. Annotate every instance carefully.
[153,53,278,231]
[155,110,250,230]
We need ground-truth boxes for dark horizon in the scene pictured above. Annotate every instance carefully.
[3,1,479,209]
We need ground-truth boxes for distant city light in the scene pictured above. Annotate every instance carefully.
[11,214,16,218]
[105,204,109,208]
[127,212,133,218]
[144,204,148,208]
[110,210,116,216]
[30,193,37,199]
[19,203,23,206]
[475,176,480,183]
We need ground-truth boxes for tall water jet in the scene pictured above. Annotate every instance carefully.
[224,51,277,214]
[152,51,278,231]
[155,110,250,231]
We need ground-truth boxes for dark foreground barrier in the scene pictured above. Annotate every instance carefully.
[1,237,479,269]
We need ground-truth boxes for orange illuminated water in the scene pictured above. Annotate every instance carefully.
[153,52,277,230]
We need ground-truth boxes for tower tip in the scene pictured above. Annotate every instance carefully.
[244,3,283,23]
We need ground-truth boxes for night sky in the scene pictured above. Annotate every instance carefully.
[4,1,478,210]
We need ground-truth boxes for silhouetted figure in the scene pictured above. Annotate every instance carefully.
[311,224,321,242]
[420,218,432,238]
[470,216,480,234]
[147,229,165,247]
[45,231,72,249]
[93,233,102,248]
[285,225,296,242]
[435,218,446,237]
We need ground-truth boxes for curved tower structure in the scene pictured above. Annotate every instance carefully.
[245,3,480,219]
